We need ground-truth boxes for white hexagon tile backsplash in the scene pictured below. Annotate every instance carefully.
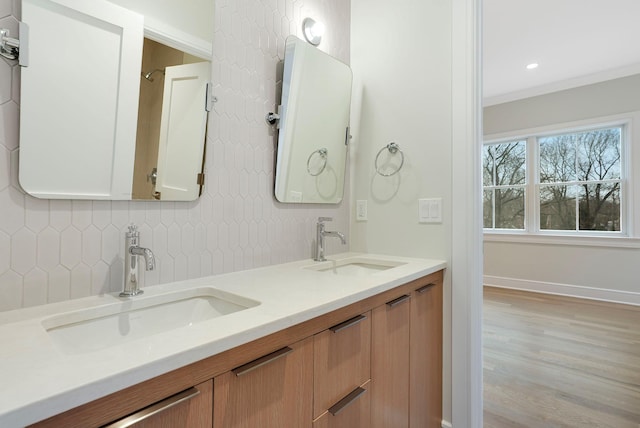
[0,0,351,311]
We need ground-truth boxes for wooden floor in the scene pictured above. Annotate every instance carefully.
[483,287,640,428]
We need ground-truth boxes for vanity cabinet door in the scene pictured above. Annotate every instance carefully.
[102,380,213,428]
[313,312,371,419]
[313,380,371,428]
[371,294,411,428]
[213,337,313,428]
[410,281,443,428]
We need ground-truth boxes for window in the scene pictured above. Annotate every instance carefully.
[483,141,526,229]
[483,124,624,235]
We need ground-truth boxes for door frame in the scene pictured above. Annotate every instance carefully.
[451,0,483,427]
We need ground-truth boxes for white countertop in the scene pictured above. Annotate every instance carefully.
[0,252,446,427]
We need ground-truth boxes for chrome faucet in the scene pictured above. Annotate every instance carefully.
[315,217,346,262]
[121,224,155,297]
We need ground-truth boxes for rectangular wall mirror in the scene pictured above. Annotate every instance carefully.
[18,0,213,201]
[274,36,353,204]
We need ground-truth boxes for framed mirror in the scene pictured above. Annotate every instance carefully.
[274,36,353,204]
[18,0,213,201]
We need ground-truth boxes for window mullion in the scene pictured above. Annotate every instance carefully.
[574,136,579,231]
[492,189,496,229]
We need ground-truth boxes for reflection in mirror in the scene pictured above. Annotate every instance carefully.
[133,39,210,200]
[274,36,353,204]
[18,0,212,201]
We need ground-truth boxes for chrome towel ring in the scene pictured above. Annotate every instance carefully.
[375,142,404,176]
[307,148,328,176]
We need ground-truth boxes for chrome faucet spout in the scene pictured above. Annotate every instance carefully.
[315,217,347,262]
[323,230,346,245]
[130,246,156,271]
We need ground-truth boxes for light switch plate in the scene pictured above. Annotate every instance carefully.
[289,191,303,202]
[418,198,442,223]
[356,200,368,221]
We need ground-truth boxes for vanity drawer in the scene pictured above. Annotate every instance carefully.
[313,311,371,418]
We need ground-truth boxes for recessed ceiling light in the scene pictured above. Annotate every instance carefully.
[526,63,539,70]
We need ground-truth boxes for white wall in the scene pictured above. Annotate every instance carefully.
[350,0,453,421]
[0,0,351,312]
[484,74,640,304]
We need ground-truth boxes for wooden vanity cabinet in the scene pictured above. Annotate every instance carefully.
[410,281,443,428]
[213,337,313,428]
[371,279,443,428]
[312,311,371,427]
[313,311,371,418]
[103,380,213,428]
[27,270,443,428]
[371,293,411,428]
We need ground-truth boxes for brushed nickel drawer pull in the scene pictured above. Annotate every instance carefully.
[328,386,367,416]
[386,294,410,307]
[103,387,200,428]
[232,346,293,377]
[330,314,367,333]
[416,283,436,294]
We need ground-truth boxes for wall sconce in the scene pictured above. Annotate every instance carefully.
[302,18,325,46]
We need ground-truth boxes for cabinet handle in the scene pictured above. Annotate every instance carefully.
[232,346,293,377]
[103,387,200,428]
[386,294,410,307]
[329,314,367,333]
[416,283,436,294]
[328,386,367,416]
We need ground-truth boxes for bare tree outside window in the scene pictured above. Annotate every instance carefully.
[483,141,526,229]
[539,128,621,231]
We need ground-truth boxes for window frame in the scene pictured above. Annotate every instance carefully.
[483,113,635,242]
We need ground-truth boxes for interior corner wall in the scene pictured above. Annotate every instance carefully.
[349,0,452,259]
[350,0,453,421]
[483,74,640,301]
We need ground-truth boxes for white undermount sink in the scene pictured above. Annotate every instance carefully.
[42,287,260,354]
[304,257,406,276]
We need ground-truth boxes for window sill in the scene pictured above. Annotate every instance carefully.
[483,232,640,248]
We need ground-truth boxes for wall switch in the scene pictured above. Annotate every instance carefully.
[418,198,442,223]
[356,200,368,221]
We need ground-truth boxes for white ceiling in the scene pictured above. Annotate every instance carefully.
[483,0,640,106]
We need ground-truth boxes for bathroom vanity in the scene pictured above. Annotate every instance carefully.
[0,254,445,427]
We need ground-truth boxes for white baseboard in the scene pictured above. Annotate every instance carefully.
[484,275,640,306]
[441,420,453,428]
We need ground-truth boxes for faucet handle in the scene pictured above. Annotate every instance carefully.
[318,217,333,223]
[127,223,139,237]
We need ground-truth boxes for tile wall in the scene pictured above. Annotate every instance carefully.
[0,0,350,311]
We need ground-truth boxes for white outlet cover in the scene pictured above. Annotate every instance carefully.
[356,200,368,221]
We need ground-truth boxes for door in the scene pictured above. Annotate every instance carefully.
[410,281,443,428]
[19,0,143,199]
[371,294,411,428]
[154,61,210,200]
